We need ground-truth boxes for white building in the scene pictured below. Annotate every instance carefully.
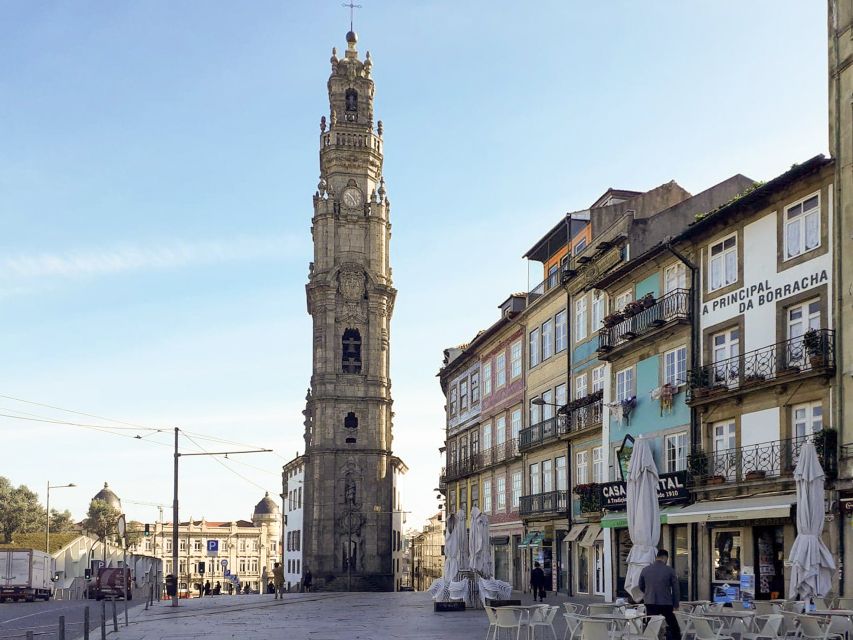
[283,455,304,589]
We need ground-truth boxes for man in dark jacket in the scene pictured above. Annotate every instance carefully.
[529,562,546,602]
[638,549,681,640]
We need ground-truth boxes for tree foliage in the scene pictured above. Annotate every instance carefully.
[0,477,43,543]
[84,499,121,543]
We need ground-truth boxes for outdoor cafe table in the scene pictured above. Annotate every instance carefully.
[588,612,652,635]
[707,610,757,635]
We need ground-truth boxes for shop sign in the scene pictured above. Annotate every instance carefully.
[701,269,828,316]
[600,471,689,510]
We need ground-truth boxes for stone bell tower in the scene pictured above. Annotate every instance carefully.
[299,29,399,591]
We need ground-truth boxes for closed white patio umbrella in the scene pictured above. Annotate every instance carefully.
[788,440,836,598]
[624,436,661,601]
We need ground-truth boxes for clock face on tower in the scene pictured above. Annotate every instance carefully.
[342,187,363,208]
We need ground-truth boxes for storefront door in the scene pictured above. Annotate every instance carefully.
[512,535,521,589]
[494,544,509,583]
[672,525,689,601]
[593,542,605,596]
[753,526,784,600]
[615,528,632,597]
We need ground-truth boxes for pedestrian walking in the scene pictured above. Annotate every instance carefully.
[204,580,211,597]
[272,562,285,599]
[529,561,546,602]
[638,549,681,640]
[213,581,221,596]
[303,568,312,593]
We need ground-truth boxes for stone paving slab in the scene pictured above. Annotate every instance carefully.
[102,590,585,640]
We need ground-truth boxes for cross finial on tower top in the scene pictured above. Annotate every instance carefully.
[342,2,362,33]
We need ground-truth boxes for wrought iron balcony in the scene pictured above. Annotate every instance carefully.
[598,289,690,357]
[519,490,570,516]
[565,392,604,436]
[573,483,604,513]
[518,417,560,452]
[480,438,520,467]
[443,455,480,482]
[527,269,562,304]
[687,430,837,486]
[688,329,835,404]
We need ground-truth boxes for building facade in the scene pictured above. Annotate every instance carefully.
[298,29,404,591]
[283,456,305,589]
[411,513,444,592]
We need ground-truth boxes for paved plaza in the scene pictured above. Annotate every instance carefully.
[89,590,581,640]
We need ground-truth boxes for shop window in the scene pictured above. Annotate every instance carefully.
[712,530,742,583]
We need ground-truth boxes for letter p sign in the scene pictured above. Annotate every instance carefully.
[206,539,219,555]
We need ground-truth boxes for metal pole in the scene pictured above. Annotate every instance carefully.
[347,510,352,591]
[111,598,118,631]
[58,615,65,640]
[172,426,180,607]
[83,606,89,640]
[45,481,50,556]
[123,544,128,626]
[100,600,106,640]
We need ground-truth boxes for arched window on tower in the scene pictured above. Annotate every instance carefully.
[344,412,358,444]
[342,328,362,374]
[345,88,358,113]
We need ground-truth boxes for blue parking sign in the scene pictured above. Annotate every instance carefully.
[206,539,219,554]
[224,569,231,577]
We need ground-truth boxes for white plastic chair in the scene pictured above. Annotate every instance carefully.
[580,619,614,640]
[742,614,783,640]
[494,607,528,640]
[834,597,853,610]
[528,605,558,640]
[690,616,734,640]
[563,603,583,615]
[562,613,585,640]
[753,602,778,616]
[731,600,748,611]
[795,615,844,640]
[624,615,664,640]
[779,611,800,638]
[674,610,693,640]
[485,606,498,640]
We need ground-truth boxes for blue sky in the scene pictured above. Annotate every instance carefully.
[0,2,829,530]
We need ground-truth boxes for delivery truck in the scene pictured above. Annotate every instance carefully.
[0,549,54,602]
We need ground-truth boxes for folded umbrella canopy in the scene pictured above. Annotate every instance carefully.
[788,440,836,599]
[624,436,661,602]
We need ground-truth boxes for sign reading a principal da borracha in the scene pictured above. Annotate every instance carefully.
[599,471,689,510]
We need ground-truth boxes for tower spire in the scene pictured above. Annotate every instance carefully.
[342,1,362,33]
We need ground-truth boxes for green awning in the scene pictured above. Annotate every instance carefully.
[601,508,678,529]
[518,531,544,548]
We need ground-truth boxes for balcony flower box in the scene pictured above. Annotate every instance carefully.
[623,301,645,317]
[742,373,766,389]
[706,475,726,485]
[642,293,656,309]
[745,470,767,481]
[603,312,623,328]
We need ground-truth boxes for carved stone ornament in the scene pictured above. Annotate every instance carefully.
[339,269,365,302]
[340,302,366,324]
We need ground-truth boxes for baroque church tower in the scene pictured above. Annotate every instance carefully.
[300,30,400,591]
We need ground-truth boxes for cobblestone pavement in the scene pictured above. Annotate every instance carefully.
[95,590,589,640]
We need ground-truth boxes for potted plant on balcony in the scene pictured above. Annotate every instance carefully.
[743,372,766,388]
[745,469,767,481]
[641,292,656,309]
[803,328,827,368]
[621,396,637,425]
[689,368,710,399]
[623,300,644,317]
[603,312,623,328]
[573,483,601,514]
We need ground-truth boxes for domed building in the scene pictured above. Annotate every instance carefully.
[92,482,121,511]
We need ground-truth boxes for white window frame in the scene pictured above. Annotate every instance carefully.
[665,432,688,472]
[575,374,588,400]
[591,290,606,332]
[496,352,506,388]
[449,387,458,416]
[483,361,492,396]
[529,328,540,368]
[529,462,540,495]
[592,365,605,393]
[482,479,492,514]
[555,383,567,409]
[510,340,522,379]
[575,296,588,342]
[615,290,633,312]
[542,459,553,492]
[663,263,687,294]
[556,456,567,490]
[512,471,522,509]
[482,421,492,451]
[708,233,738,292]
[555,310,567,352]
[576,450,589,485]
[592,447,603,483]
[664,345,687,388]
[784,191,821,260]
[542,319,554,361]
[496,415,506,445]
[459,379,468,411]
[615,366,634,403]
[511,409,521,441]
[792,402,823,438]
[496,476,506,512]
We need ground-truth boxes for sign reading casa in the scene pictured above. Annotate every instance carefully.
[702,269,828,316]
[600,471,689,510]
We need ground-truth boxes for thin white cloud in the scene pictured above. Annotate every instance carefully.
[0,234,301,280]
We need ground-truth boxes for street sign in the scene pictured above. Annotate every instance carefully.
[117,514,127,538]
[224,569,231,577]
[206,539,219,555]
[220,559,228,568]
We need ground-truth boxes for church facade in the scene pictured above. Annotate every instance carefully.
[294,29,405,592]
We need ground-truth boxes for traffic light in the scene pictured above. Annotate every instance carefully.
[198,562,205,575]
[144,523,150,537]
[84,568,91,580]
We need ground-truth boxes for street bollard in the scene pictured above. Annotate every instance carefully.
[84,606,90,640]
[112,598,118,631]
[59,615,65,640]
[101,600,106,640]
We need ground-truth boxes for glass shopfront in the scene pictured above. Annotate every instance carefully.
[709,524,786,601]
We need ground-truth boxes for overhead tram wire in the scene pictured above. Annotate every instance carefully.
[0,392,158,431]
[180,431,271,492]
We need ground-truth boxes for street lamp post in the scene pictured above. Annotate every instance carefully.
[45,482,75,555]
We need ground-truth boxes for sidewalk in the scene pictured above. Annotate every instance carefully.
[102,590,593,639]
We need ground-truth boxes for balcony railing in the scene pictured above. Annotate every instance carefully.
[480,439,520,466]
[598,289,690,354]
[687,430,837,485]
[519,490,570,516]
[688,330,835,402]
[444,456,480,482]
[527,270,561,303]
[519,417,559,452]
[566,392,604,435]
